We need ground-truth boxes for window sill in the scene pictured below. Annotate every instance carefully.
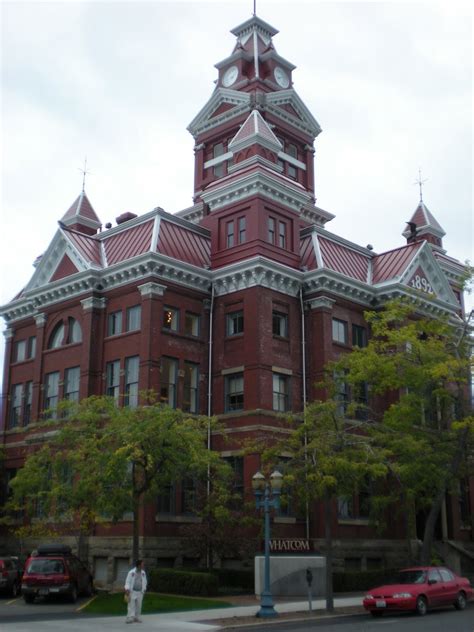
[11,358,35,366]
[332,341,351,350]
[338,518,370,526]
[104,330,140,341]
[155,514,202,523]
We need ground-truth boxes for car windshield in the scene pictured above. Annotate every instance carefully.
[27,559,65,574]
[390,570,427,585]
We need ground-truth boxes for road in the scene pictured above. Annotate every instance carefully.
[232,605,474,632]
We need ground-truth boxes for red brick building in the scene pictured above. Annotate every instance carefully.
[1,15,472,580]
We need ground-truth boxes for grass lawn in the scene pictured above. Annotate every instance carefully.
[83,592,233,616]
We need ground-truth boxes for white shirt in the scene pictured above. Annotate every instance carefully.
[124,567,147,593]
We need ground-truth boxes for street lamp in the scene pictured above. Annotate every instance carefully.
[252,469,283,618]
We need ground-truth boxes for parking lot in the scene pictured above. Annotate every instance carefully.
[0,592,93,620]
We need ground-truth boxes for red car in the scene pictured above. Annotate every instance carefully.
[363,566,473,617]
[21,545,93,603]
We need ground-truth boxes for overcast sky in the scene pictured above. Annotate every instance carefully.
[1,0,473,371]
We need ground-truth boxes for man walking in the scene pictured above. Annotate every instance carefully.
[124,559,147,623]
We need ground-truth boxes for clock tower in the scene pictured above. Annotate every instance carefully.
[181,15,333,271]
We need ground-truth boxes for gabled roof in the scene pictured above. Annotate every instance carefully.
[187,88,251,138]
[228,109,282,152]
[402,201,445,238]
[60,191,101,229]
[266,89,322,138]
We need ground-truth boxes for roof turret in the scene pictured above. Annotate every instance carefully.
[403,200,445,249]
[60,191,101,236]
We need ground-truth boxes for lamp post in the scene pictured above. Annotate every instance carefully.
[252,470,283,618]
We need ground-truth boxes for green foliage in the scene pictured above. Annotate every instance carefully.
[148,568,219,596]
[5,394,225,559]
[333,569,399,592]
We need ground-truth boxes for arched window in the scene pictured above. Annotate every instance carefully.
[48,322,65,349]
[67,318,82,344]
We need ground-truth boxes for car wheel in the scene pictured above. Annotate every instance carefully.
[23,594,34,604]
[454,591,466,610]
[69,584,78,603]
[370,611,384,617]
[415,595,427,616]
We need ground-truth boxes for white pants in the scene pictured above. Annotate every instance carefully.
[126,590,144,621]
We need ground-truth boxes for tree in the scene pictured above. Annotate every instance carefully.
[332,300,473,564]
[6,394,224,561]
[265,397,387,611]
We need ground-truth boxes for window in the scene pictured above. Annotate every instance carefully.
[338,496,354,519]
[157,483,176,514]
[439,568,454,582]
[287,143,298,159]
[48,322,65,349]
[273,373,290,412]
[213,142,225,177]
[332,318,348,344]
[335,372,349,415]
[160,357,178,408]
[354,382,369,420]
[272,311,288,337]
[106,360,120,401]
[287,143,298,179]
[181,478,197,514]
[163,307,179,332]
[23,381,32,426]
[278,221,286,248]
[226,220,234,247]
[352,324,367,348]
[9,384,22,428]
[126,305,141,332]
[67,318,82,343]
[64,367,80,402]
[124,356,139,408]
[458,479,471,526]
[44,371,60,416]
[238,217,246,243]
[183,363,198,413]
[222,456,244,503]
[107,311,123,336]
[225,373,244,412]
[268,217,275,244]
[27,336,36,359]
[226,310,244,336]
[14,340,26,362]
[184,312,199,337]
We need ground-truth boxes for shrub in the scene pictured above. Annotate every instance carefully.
[333,569,398,592]
[148,568,218,597]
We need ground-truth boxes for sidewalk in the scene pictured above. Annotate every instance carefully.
[2,595,364,631]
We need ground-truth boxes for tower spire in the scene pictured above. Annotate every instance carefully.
[414,167,427,203]
[78,157,91,193]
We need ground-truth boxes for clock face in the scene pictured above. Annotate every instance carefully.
[274,66,290,88]
[222,65,239,88]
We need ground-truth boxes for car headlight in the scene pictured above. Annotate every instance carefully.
[392,592,412,598]
[365,594,374,599]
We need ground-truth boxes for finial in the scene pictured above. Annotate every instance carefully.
[78,157,91,192]
[414,167,427,203]
[253,0,257,16]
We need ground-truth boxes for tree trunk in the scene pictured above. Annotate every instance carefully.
[324,493,334,612]
[420,426,469,564]
[132,491,140,562]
